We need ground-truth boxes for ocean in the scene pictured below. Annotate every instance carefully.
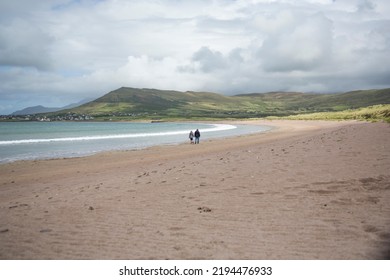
[0,122,271,163]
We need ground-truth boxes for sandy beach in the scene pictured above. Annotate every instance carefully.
[0,120,389,259]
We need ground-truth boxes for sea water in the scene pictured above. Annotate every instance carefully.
[0,122,271,163]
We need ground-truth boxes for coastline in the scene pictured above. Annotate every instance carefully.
[0,121,269,164]
[0,120,389,259]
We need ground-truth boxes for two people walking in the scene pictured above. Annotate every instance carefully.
[189,129,200,144]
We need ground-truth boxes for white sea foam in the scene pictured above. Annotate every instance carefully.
[0,124,236,145]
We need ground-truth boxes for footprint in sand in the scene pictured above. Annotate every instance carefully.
[197,206,212,213]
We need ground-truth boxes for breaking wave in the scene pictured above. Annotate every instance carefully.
[0,124,236,145]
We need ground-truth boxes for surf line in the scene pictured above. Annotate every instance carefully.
[0,124,236,145]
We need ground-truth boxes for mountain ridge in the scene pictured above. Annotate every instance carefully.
[32,87,390,119]
[11,105,60,115]
[11,98,94,116]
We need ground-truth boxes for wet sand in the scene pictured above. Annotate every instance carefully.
[0,120,389,259]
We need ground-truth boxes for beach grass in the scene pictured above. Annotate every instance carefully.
[267,104,390,122]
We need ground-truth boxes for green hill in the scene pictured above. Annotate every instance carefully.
[67,87,239,118]
[237,88,390,114]
[58,87,390,120]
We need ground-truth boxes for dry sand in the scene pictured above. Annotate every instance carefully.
[0,120,389,260]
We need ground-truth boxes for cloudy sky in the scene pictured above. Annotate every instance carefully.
[0,0,389,114]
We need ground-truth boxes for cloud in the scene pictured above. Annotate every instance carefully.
[0,18,54,70]
[191,47,227,72]
[357,0,376,12]
[258,11,333,72]
[0,0,390,114]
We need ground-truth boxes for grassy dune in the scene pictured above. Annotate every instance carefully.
[269,104,390,122]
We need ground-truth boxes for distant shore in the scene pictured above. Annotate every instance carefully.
[0,120,389,259]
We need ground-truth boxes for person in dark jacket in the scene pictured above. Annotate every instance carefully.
[194,129,200,144]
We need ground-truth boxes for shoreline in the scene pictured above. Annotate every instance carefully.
[1,120,389,259]
[0,121,271,164]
